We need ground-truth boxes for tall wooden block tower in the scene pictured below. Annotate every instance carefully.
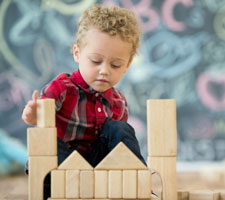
[147,99,177,200]
[27,99,58,200]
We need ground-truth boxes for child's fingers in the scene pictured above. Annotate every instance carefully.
[32,90,39,103]
[27,100,36,109]
[22,90,38,125]
[22,105,33,121]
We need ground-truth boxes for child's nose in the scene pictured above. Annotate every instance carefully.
[99,64,110,75]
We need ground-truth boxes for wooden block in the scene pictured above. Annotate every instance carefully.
[66,170,79,198]
[214,190,225,200]
[47,199,66,200]
[220,191,225,200]
[148,156,177,200]
[95,142,147,170]
[123,170,137,199]
[80,170,94,198]
[189,190,220,200]
[37,99,55,128]
[147,99,177,156]
[94,170,108,198]
[178,190,189,200]
[27,128,57,156]
[108,170,122,199]
[29,156,57,200]
[51,170,65,198]
[138,170,152,199]
[58,150,93,170]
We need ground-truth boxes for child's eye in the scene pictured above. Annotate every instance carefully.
[111,64,121,68]
[92,60,101,64]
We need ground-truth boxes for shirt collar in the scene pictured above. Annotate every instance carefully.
[70,69,114,103]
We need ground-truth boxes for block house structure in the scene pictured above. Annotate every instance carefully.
[27,98,178,200]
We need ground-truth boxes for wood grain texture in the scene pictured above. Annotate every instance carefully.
[27,128,57,156]
[189,190,220,200]
[58,151,93,170]
[95,142,147,170]
[94,170,108,198]
[37,99,55,128]
[51,170,65,198]
[29,156,57,200]
[148,156,177,200]
[108,170,122,199]
[66,170,79,198]
[123,170,137,199]
[138,170,152,199]
[80,170,94,199]
[178,190,189,200]
[147,99,177,156]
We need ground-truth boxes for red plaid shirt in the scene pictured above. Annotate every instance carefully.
[41,69,128,153]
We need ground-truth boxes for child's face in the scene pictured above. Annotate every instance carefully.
[73,28,132,92]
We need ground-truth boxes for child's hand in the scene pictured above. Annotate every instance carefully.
[22,90,39,125]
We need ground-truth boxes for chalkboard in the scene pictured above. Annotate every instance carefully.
[1,0,225,162]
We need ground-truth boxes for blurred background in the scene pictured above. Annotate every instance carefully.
[0,0,225,198]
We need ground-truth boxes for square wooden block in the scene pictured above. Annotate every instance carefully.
[27,127,57,156]
[37,99,55,128]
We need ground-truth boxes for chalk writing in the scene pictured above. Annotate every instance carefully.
[196,71,225,111]
[162,0,193,31]
[1,0,225,162]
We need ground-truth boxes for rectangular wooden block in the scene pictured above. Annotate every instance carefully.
[123,170,137,199]
[148,156,177,200]
[29,156,57,200]
[147,99,177,156]
[178,190,189,200]
[108,170,122,199]
[214,190,225,200]
[66,170,79,198]
[37,99,55,128]
[80,170,94,199]
[27,128,57,156]
[138,170,152,199]
[189,190,220,200]
[94,170,108,198]
[51,170,65,198]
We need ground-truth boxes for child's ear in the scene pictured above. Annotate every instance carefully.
[73,44,80,63]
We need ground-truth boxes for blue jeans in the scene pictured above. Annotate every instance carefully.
[44,120,145,199]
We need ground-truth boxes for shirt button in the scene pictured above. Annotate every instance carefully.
[95,93,99,97]
[97,107,101,112]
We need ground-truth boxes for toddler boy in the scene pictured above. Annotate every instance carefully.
[22,4,148,199]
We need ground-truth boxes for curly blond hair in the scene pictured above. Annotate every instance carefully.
[75,4,141,60]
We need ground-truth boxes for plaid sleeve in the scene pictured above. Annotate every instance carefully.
[111,88,129,122]
[40,74,67,111]
[119,92,129,122]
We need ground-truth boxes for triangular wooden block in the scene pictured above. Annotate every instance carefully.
[95,142,147,170]
[58,150,93,170]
